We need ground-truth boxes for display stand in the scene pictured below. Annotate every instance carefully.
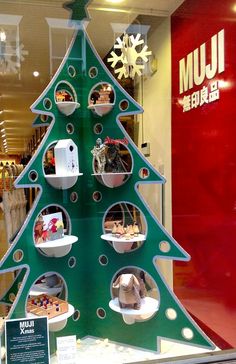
[0,0,214,357]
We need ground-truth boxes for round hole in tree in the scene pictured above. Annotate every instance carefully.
[159,241,171,253]
[119,99,129,111]
[89,67,98,78]
[68,256,76,268]
[40,114,49,123]
[182,327,194,340]
[72,310,80,321]
[9,293,16,303]
[139,167,150,179]
[68,65,76,78]
[28,170,38,182]
[96,307,106,319]
[165,308,177,320]
[43,98,52,110]
[66,123,74,134]
[103,202,147,253]
[55,81,76,103]
[28,272,66,302]
[99,255,108,266]
[93,191,102,202]
[89,83,115,106]
[93,123,103,135]
[13,250,24,262]
[70,192,78,203]
[111,267,160,319]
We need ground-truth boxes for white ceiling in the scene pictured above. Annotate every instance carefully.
[0,0,184,156]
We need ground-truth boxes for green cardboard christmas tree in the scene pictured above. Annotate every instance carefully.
[0,0,214,353]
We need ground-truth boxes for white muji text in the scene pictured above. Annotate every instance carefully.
[179,29,225,94]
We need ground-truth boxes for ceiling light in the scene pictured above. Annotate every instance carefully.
[1,128,5,132]
[33,71,40,77]
[106,0,124,3]
[0,110,3,114]
[1,133,6,138]
[0,121,4,125]
[0,29,6,42]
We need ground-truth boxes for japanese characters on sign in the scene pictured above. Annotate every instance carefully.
[179,29,225,112]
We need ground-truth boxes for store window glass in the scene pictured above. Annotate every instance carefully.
[0,0,235,363]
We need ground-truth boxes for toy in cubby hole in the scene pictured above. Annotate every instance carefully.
[27,294,68,319]
[113,272,146,310]
[91,138,127,174]
[55,90,73,102]
[112,221,140,240]
[34,214,64,244]
[89,84,112,105]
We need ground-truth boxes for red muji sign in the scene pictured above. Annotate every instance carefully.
[172,0,236,349]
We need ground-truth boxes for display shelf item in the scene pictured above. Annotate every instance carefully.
[45,172,83,190]
[29,283,63,297]
[101,233,146,253]
[56,101,80,116]
[27,294,68,319]
[109,297,159,325]
[27,302,74,332]
[92,172,132,188]
[88,103,115,117]
[35,235,78,257]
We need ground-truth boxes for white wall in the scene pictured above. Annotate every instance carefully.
[135,17,173,287]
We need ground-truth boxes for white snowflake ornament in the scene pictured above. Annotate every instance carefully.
[108,33,152,79]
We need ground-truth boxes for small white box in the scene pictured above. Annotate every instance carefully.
[54,139,79,175]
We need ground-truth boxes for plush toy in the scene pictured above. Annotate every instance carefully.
[113,273,146,310]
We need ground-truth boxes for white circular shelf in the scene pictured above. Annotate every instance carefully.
[45,173,83,190]
[35,235,78,257]
[109,297,159,325]
[101,233,146,253]
[92,172,132,188]
[56,101,80,116]
[27,304,74,332]
[88,103,114,117]
[29,283,63,297]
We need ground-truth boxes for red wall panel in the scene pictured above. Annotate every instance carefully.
[172,0,236,348]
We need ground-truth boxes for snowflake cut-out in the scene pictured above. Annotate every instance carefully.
[0,42,28,75]
[107,33,152,79]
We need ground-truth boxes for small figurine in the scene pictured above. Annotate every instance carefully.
[133,222,140,237]
[113,273,146,310]
[105,143,127,173]
[91,138,107,173]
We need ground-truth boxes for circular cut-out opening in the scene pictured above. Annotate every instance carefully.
[93,191,102,202]
[97,307,106,319]
[34,205,70,246]
[72,310,80,321]
[29,170,38,182]
[119,99,129,111]
[94,123,103,135]
[13,250,24,262]
[89,83,115,106]
[139,167,150,179]
[43,98,52,110]
[111,267,159,320]
[66,123,74,134]
[70,192,78,203]
[165,308,177,320]
[43,143,56,175]
[68,65,76,78]
[68,256,76,268]
[92,138,132,176]
[182,327,194,340]
[159,241,171,253]
[55,81,75,103]
[40,114,49,123]
[9,293,16,303]
[99,255,108,266]
[103,202,146,253]
[89,67,98,78]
